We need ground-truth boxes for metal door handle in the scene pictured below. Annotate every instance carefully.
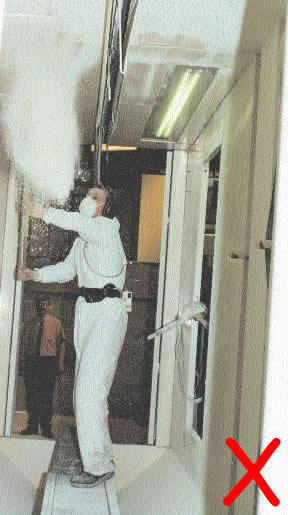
[147,301,208,340]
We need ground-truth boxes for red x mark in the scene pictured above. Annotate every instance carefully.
[223,437,280,507]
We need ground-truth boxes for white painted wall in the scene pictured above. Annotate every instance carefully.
[0,150,9,284]
[258,12,288,513]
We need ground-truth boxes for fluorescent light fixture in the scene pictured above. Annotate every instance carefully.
[156,71,201,138]
[144,66,217,142]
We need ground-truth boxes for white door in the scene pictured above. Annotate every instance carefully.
[148,150,187,446]
[177,151,209,435]
[148,149,207,446]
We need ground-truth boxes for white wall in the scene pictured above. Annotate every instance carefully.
[0,148,9,283]
[258,15,288,513]
[170,23,283,514]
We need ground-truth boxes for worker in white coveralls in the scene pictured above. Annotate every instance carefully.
[18,184,128,488]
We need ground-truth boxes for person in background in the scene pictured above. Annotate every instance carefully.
[20,296,65,438]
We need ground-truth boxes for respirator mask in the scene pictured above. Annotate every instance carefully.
[79,196,105,218]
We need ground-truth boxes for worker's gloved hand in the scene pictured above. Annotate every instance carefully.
[23,200,45,219]
[17,267,38,281]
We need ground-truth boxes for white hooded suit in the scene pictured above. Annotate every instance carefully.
[35,207,128,475]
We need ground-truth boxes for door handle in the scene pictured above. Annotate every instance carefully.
[147,301,208,340]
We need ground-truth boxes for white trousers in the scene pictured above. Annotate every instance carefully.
[73,296,128,475]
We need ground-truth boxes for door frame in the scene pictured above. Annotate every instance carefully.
[148,150,187,447]
[4,180,29,436]
[0,166,23,435]
[148,151,173,444]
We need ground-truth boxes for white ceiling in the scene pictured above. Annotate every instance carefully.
[0,0,107,144]
[0,0,286,148]
[111,0,287,147]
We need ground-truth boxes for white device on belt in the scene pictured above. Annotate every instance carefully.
[122,290,132,312]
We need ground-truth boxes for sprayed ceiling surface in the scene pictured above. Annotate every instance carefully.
[110,0,287,148]
[0,0,107,144]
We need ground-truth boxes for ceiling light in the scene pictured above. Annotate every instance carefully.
[144,66,217,142]
[156,71,201,138]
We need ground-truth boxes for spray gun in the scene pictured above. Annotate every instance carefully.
[147,301,208,341]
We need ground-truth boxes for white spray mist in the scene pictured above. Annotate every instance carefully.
[2,27,82,202]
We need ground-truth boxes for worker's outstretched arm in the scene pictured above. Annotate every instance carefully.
[43,207,107,240]
[24,201,111,244]
[18,240,77,284]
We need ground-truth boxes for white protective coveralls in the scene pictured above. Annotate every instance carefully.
[35,207,128,475]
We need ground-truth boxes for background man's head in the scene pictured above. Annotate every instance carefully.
[37,296,52,316]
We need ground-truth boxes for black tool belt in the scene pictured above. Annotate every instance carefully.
[79,283,121,303]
